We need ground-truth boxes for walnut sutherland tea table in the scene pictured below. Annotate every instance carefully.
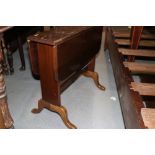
[28,26,105,129]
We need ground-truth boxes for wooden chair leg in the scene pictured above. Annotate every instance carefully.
[6,44,14,74]
[17,36,25,71]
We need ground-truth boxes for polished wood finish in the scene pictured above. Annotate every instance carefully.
[36,43,61,105]
[0,27,14,128]
[130,82,155,96]
[123,62,155,75]
[119,48,155,57]
[28,26,103,128]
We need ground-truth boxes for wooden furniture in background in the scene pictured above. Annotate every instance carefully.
[105,26,155,129]
[28,26,105,128]
[0,26,14,128]
[105,27,145,128]
[2,26,42,74]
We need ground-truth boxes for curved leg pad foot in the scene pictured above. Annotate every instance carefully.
[31,100,44,113]
[82,70,106,91]
[32,99,77,129]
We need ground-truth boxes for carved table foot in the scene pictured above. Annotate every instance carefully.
[82,70,106,91]
[31,100,44,114]
[32,99,77,129]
